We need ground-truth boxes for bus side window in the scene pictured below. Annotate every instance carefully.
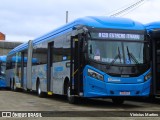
[32,44,47,65]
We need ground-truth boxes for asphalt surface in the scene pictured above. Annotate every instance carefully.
[0,90,160,120]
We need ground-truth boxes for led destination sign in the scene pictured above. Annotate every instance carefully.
[91,32,144,40]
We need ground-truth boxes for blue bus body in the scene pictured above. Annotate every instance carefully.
[83,66,150,97]
[7,16,151,103]
[0,56,7,88]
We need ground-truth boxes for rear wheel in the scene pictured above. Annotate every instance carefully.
[10,79,17,91]
[13,80,18,92]
[13,83,17,91]
[37,81,46,98]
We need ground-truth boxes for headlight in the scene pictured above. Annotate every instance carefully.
[144,72,151,81]
[88,69,104,81]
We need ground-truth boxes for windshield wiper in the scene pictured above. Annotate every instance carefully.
[106,46,121,69]
[126,46,139,64]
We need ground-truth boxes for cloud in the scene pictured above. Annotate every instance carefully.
[0,0,159,41]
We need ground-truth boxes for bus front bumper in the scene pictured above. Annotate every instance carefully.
[83,79,150,98]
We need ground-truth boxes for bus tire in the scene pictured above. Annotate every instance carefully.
[37,81,46,98]
[13,80,17,92]
[11,80,14,91]
[112,98,124,105]
[67,83,77,104]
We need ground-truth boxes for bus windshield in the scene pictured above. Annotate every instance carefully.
[88,40,149,65]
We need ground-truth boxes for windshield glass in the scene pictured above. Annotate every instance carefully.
[88,40,149,65]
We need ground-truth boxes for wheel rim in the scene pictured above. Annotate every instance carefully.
[67,86,70,98]
[38,84,41,95]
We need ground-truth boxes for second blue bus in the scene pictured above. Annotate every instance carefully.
[0,56,7,88]
[145,21,160,96]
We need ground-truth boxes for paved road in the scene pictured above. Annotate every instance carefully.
[0,90,160,120]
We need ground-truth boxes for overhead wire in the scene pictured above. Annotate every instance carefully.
[118,0,147,17]
[108,0,139,16]
[109,0,146,17]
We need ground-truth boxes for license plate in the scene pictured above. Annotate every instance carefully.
[120,91,130,95]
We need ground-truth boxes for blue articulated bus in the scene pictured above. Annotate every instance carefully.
[145,22,160,96]
[6,16,151,104]
[0,56,7,88]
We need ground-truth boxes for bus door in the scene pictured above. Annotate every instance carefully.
[47,42,54,93]
[70,35,84,96]
[151,30,160,95]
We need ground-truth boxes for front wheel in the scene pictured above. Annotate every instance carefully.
[112,98,125,105]
[37,81,46,98]
[67,84,77,104]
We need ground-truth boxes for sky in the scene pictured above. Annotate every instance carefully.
[0,0,159,42]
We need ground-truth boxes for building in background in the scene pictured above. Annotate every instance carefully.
[0,32,5,40]
[0,32,22,56]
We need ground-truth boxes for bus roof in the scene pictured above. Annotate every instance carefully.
[145,22,160,31]
[0,56,7,62]
[8,16,145,55]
